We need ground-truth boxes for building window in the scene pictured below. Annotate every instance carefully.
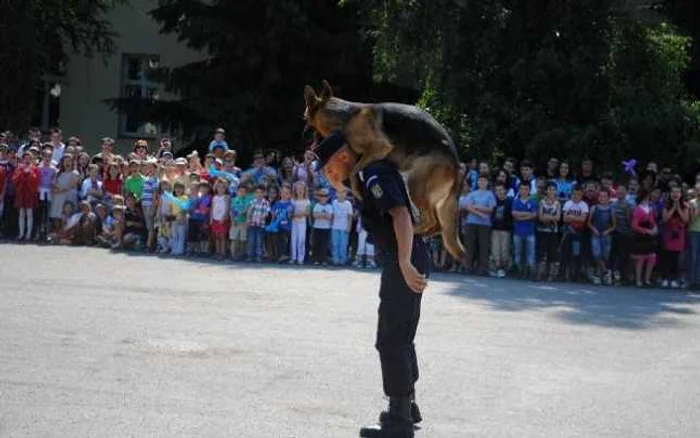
[119,53,160,138]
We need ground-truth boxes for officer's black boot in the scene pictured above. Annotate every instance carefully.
[360,396,414,438]
[379,396,422,424]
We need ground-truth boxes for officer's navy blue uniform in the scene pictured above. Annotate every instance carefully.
[358,159,429,398]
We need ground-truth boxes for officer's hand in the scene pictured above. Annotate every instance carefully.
[400,261,427,293]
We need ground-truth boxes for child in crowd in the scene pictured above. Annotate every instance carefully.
[312,188,333,265]
[246,184,270,263]
[13,152,40,241]
[95,203,116,248]
[141,158,159,250]
[121,194,145,250]
[271,184,293,263]
[155,180,173,254]
[210,178,231,260]
[461,174,495,275]
[188,181,212,256]
[265,185,280,261]
[103,162,123,200]
[612,182,634,284]
[562,185,590,281]
[124,160,144,200]
[537,181,561,281]
[331,189,353,265]
[290,180,311,265]
[631,189,657,287]
[688,184,700,289]
[72,201,98,246]
[80,164,103,208]
[588,189,616,284]
[170,182,189,256]
[490,182,512,278]
[229,184,251,261]
[37,149,56,239]
[512,182,538,279]
[659,186,689,288]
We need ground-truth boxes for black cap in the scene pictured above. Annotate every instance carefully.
[314,131,347,170]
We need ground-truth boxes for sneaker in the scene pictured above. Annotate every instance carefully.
[592,276,601,285]
[605,271,613,285]
[366,260,377,269]
[352,259,364,268]
[614,270,622,283]
[661,279,669,288]
[671,280,680,289]
[497,269,506,278]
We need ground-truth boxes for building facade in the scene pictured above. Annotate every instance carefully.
[60,0,204,154]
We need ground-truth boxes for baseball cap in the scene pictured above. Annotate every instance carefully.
[314,131,346,170]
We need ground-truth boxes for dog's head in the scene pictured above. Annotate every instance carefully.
[303,80,359,138]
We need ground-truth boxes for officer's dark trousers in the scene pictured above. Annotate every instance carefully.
[376,260,422,397]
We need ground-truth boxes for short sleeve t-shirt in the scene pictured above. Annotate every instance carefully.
[141,176,159,206]
[491,197,513,231]
[124,174,145,199]
[231,195,251,225]
[563,199,590,232]
[272,200,293,232]
[331,199,353,230]
[512,196,538,236]
[461,189,496,227]
[313,203,334,229]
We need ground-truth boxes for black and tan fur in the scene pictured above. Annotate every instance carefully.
[303,80,466,263]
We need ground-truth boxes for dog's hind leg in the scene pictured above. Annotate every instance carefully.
[435,179,467,264]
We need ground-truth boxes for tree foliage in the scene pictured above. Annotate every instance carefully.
[359,0,700,173]
[0,0,123,131]
[122,0,374,160]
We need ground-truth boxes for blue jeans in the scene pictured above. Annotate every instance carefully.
[247,226,264,260]
[331,229,349,264]
[513,234,536,268]
[171,222,187,255]
[690,231,700,285]
[591,235,612,262]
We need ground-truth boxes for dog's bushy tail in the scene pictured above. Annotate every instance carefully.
[437,168,467,264]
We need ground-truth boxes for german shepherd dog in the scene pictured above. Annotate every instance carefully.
[303,80,466,263]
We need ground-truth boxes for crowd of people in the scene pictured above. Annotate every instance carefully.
[1,127,700,291]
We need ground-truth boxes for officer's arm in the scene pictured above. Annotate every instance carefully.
[389,205,427,293]
[388,206,414,266]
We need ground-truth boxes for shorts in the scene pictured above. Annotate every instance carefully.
[188,219,208,242]
[591,235,612,261]
[211,219,228,238]
[229,223,247,241]
[142,204,156,232]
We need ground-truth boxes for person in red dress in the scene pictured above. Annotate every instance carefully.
[13,152,40,240]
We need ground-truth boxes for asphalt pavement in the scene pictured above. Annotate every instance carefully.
[1,244,699,438]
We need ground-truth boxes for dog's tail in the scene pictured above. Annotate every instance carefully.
[437,167,467,264]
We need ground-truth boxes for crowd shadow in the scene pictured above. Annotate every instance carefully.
[436,273,700,330]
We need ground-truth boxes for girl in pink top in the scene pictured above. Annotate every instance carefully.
[659,186,689,288]
[630,188,658,287]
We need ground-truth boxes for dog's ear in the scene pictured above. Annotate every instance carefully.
[304,85,319,108]
[320,80,334,101]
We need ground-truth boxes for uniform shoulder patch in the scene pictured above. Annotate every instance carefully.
[371,183,383,199]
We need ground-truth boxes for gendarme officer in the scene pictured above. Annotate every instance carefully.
[316,131,429,438]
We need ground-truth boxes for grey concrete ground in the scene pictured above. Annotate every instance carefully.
[1,244,700,438]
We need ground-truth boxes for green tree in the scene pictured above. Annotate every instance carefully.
[361,0,700,173]
[0,0,124,131]
[117,0,373,160]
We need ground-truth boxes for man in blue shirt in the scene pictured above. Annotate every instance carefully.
[459,174,496,274]
[512,181,538,279]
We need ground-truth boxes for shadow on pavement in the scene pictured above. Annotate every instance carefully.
[434,273,700,330]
